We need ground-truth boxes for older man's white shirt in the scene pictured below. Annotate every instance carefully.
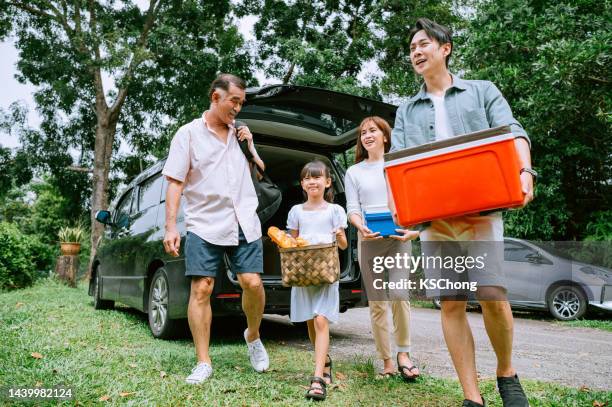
[162,112,261,245]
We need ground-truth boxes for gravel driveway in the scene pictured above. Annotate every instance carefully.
[261,307,612,391]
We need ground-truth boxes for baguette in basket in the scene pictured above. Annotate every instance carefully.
[268,226,311,248]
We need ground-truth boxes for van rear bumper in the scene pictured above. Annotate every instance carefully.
[210,281,365,316]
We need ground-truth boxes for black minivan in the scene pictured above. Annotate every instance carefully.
[90,85,397,338]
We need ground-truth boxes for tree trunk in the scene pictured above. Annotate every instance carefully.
[55,255,79,287]
[87,115,117,279]
[283,62,295,85]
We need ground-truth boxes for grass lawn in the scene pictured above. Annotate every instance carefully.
[1,279,610,406]
[556,317,612,332]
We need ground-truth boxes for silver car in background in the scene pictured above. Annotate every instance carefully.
[433,238,612,320]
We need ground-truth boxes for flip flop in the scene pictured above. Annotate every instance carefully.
[397,354,420,382]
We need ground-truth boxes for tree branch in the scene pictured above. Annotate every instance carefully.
[74,0,82,35]
[67,165,93,173]
[46,1,74,36]
[87,0,107,113]
[109,0,162,119]
[283,62,295,84]
[7,1,59,22]
[587,76,610,84]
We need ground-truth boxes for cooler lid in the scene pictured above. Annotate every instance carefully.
[384,125,514,166]
[365,212,393,221]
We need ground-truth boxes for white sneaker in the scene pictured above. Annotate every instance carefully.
[244,328,269,372]
[185,362,213,384]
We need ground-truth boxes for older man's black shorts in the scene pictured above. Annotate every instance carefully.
[184,228,263,278]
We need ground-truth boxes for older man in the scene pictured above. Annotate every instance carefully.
[162,73,269,384]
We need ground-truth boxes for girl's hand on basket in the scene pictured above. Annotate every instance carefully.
[358,225,382,241]
[333,228,348,250]
[389,228,419,242]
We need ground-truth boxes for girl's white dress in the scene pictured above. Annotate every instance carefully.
[286,203,348,324]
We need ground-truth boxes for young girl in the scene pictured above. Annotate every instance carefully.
[286,160,348,401]
[344,116,420,381]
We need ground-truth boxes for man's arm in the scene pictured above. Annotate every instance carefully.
[484,82,531,148]
[250,144,265,173]
[163,177,184,257]
[515,138,534,208]
[389,105,406,152]
[483,82,534,207]
[237,126,265,172]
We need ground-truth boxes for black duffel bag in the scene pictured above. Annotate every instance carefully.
[236,123,282,223]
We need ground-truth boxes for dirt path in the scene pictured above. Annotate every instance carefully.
[261,307,612,391]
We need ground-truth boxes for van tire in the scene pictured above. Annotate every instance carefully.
[148,268,181,339]
[93,271,114,310]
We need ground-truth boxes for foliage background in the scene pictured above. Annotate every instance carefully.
[0,0,610,289]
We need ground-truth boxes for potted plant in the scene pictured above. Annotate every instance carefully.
[58,222,85,256]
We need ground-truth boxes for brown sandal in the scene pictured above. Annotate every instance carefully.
[323,354,333,384]
[305,376,327,401]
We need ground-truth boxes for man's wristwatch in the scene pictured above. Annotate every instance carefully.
[520,167,538,180]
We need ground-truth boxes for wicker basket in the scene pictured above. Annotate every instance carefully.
[279,243,340,287]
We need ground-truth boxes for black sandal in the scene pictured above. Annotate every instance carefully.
[323,354,333,384]
[305,376,327,401]
[397,353,420,382]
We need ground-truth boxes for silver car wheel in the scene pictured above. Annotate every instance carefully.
[552,289,580,319]
[150,275,168,332]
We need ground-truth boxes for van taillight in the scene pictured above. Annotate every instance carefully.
[351,289,362,294]
[217,293,241,299]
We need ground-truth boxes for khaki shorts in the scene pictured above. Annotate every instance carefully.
[420,213,506,299]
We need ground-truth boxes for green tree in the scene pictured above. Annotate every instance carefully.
[462,0,612,240]
[237,0,379,97]
[0,1,255,274]
[374,0,464,98]
[238,0,462,98]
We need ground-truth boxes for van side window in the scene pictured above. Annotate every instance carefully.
[138,174,163,212]
[114,189,134,228]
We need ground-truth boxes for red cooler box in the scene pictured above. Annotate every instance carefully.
[384,125,523,226]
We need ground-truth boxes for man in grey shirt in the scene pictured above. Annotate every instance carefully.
[389,19,534,407]
[162,74,269,384]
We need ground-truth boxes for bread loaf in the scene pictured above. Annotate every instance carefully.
[267,226,298,248]
[295,237,309,247]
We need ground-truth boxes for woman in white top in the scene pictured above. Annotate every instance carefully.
[345,116,421,380]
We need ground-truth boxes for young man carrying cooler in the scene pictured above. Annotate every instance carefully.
[389,18,535,407]
[162,74,269,384]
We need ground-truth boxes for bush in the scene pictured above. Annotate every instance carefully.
[584,210,612,241]
[0,222,35,290]
[27,235,57,276]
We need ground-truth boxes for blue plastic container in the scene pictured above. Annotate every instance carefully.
[364,211,398,238]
